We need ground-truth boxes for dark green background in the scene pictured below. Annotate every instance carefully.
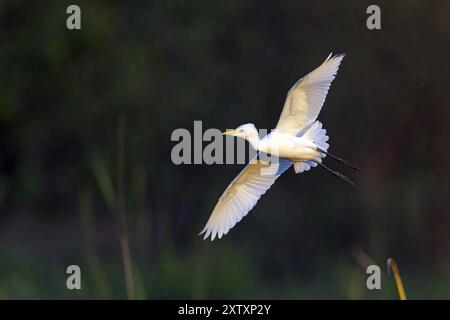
[0,0,449,299]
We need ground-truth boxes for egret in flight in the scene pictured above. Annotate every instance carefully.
[200,53,357,241]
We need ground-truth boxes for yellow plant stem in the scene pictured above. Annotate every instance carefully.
[387,258,407,300]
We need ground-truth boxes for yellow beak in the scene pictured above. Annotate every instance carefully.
[222,130,239,136]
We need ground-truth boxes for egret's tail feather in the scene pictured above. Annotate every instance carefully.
[293,121,328,174]
[293,161,314,173]
[303,121,329,153]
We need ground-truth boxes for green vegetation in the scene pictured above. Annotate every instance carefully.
[0,1,449,299]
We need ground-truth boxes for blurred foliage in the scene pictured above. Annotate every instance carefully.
[0,0,449,299]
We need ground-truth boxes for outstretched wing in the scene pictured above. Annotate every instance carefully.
[275,53,345,136]
[200,155,292,241]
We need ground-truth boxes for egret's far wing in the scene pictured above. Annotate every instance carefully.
[200,155,292,241]
[275,53,345,136]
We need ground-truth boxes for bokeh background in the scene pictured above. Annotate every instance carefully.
[0,0,449,299]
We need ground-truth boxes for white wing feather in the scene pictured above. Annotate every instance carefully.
[275,53,345,135]
[200,156,292,241]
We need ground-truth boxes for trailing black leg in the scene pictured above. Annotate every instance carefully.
[318,162,354,185]
[317,148,359,170]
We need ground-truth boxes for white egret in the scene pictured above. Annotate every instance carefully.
[200,53,357,241]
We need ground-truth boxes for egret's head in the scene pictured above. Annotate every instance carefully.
[222,123,258,141]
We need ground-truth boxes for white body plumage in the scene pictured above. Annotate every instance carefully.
[200,53,349,241]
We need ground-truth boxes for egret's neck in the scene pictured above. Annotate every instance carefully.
[245,131,261,151]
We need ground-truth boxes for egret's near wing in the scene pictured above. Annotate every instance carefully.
[200,155,292,241]
[275,53,345,136]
